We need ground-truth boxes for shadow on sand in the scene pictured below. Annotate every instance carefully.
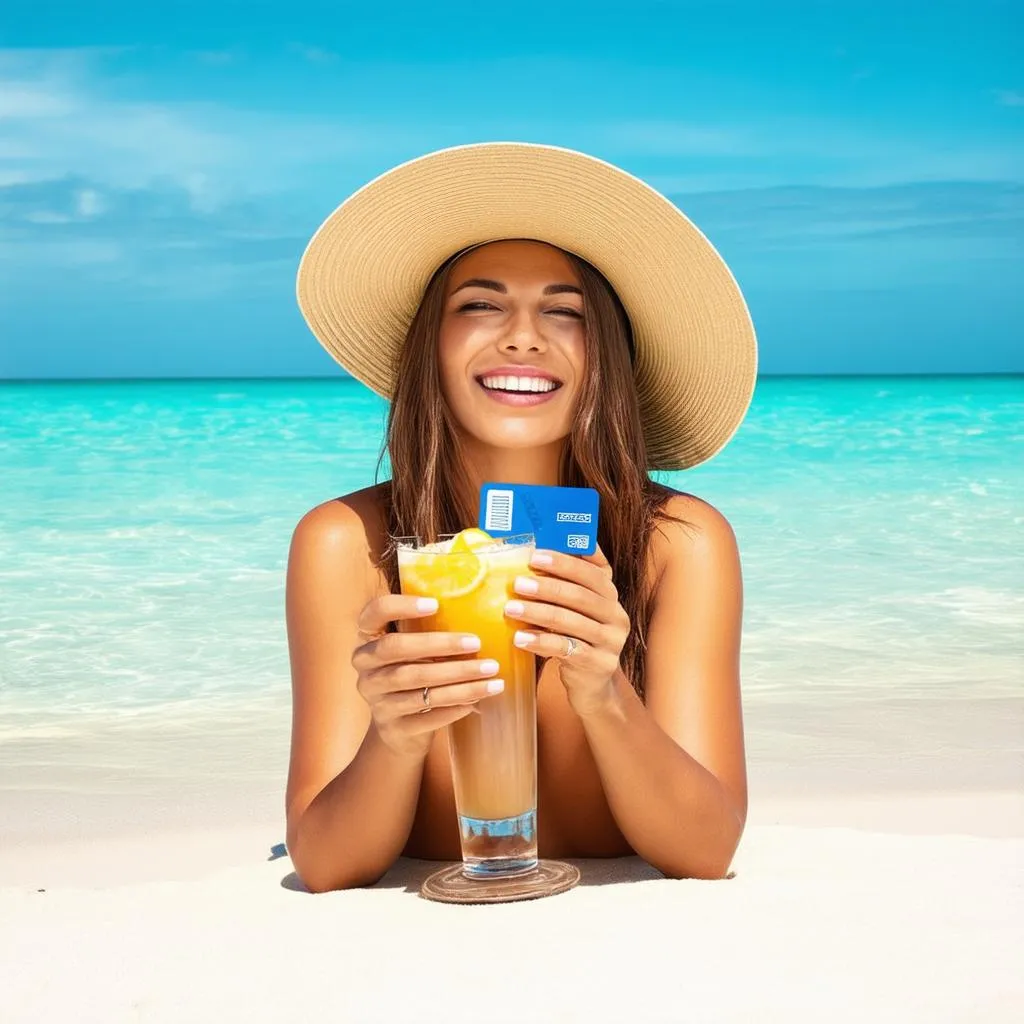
[279,854,698,895]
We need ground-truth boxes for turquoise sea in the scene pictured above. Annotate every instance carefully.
[1,376,1021,737]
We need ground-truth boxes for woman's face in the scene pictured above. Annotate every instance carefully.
[438,239,585,453]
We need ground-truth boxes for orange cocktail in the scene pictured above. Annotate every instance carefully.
[397,530,538,878]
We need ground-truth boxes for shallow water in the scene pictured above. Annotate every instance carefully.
[1,375,1021,734]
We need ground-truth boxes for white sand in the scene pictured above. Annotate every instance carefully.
[1,697,1022,1022]
[1,803,1022,1023]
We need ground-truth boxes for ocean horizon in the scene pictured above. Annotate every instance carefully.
[1,374,1021,737]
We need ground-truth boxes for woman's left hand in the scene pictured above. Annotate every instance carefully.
[504,546,631,717]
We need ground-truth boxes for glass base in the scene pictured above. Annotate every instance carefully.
[459,809,538,879]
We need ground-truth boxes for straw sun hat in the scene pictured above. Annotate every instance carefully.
[296,142,757,470]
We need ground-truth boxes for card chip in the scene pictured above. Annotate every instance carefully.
[484,489,514,532]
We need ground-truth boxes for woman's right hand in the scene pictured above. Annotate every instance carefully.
[351,594,505,759]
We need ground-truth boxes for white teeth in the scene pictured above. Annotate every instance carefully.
[481,375,557,393]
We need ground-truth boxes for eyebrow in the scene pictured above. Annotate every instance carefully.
[450,277,583,297]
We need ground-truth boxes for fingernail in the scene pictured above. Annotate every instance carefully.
[514,576,539,595]
[514,631,537,648]
[485,678,505,694]
[531,552,553,567]
[460,635,482,651]
[479,659,500,675]
[416,597,438,613]
[505,600,525,617]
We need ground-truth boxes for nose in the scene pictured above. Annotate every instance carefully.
[499,306,548,354]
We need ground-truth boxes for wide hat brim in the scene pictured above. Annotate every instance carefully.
[296,142,757,471]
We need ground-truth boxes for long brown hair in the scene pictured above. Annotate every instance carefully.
[376,243,687,700]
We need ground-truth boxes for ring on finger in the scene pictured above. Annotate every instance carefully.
[419,686,431,713]
[564,636,581,658]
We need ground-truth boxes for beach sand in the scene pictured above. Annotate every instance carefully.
[1,697,1022,1023]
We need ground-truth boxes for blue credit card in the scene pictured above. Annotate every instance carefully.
[478,483,600,555]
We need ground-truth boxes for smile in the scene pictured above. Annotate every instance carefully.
[475,371,564,407]
[480,374,559,393]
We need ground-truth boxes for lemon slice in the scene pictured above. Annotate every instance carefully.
[403,550,485,599]
[451,527,493,553]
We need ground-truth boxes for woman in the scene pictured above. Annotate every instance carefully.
[285,143,757,892]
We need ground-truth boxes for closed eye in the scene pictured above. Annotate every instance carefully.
[456,301,582,318]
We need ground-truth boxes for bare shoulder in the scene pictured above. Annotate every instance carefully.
[288,482,392,591]
[646,487,741,591]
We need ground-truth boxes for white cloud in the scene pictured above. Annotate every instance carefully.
[0,171,309,301]
[4,46,1021,219]
[75,188,104,217]
[0,60,232,204]
[0,170,36,186]
[0,48,384,209]
[1,46,1021,296]
[0,83,76,119]
[24,209,74,224]
[605,114,1024,191]
[674,181,1023,258]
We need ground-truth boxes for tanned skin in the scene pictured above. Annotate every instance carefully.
[284,241,747,892]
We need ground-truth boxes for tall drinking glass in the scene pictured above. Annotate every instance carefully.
[397,533,538,878]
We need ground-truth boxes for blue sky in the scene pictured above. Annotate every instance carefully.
[0,0,1021,378]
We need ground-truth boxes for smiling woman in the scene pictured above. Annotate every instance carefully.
[285,143,758,893]
[384,238,660,695]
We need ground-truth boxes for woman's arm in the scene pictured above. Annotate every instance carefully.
[577,496,747,878]
[284,500,426,892]
[506,493,747,878]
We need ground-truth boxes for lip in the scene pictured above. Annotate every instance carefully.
[474,365,564,407]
